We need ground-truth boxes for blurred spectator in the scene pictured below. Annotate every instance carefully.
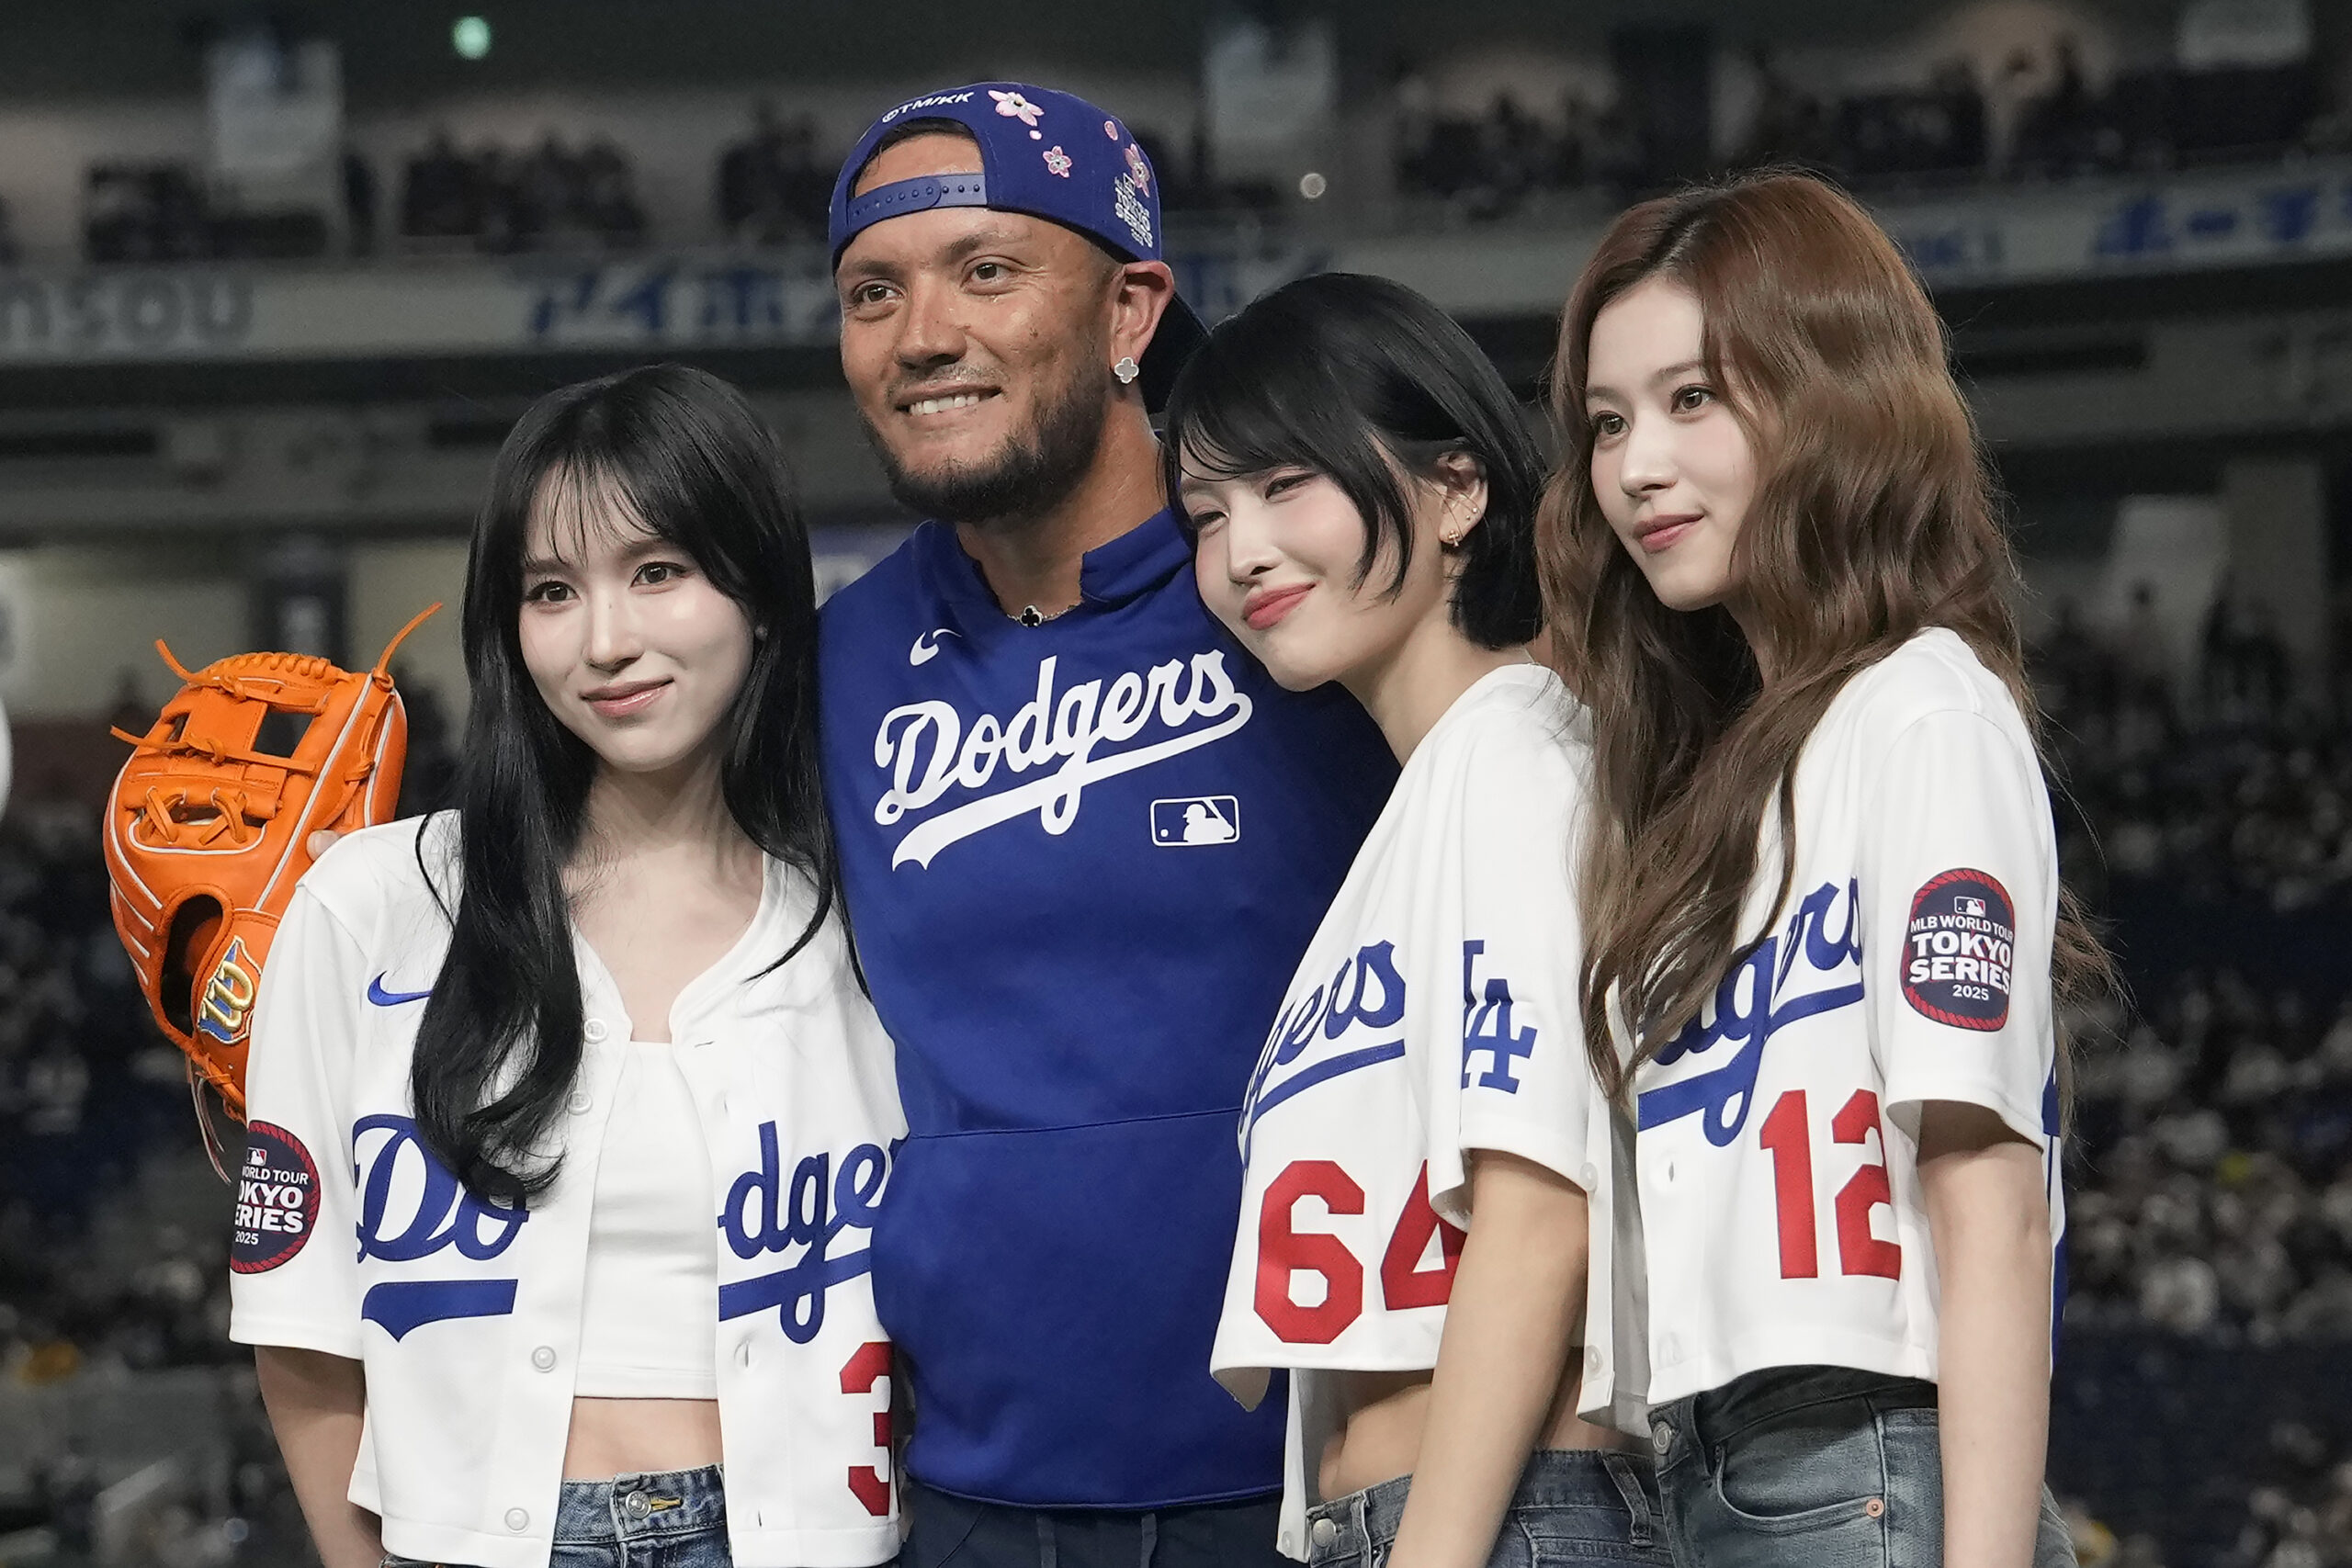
[1385,28,2338,223]
[84,164,210,265]
[715,101,830,245]
[400,129,645,254]
[2014,35,2099,175]
[341,144,378,257]
[1739,50,1838,172]
[400,127,476,240]
[392,671,458,818]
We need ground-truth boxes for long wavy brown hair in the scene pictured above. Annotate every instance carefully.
[1536,171,2111,1102]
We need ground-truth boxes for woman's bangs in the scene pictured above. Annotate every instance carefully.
[526,457,662,567]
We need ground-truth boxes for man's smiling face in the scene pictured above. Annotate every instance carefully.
[834,130,1120,525]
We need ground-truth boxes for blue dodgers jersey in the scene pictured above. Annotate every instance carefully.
[819,510,1395,1508]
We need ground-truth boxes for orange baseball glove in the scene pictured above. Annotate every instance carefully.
[103,604,440,1123]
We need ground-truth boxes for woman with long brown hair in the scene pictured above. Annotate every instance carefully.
[1538,171,2104,1565]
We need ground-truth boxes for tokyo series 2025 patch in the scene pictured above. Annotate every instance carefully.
[231,1121,321,1274]
[1902,868,2014,1032]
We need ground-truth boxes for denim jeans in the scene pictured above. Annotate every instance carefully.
[1304,1450,1673,1568]
[383,1464,735,1568]
[901,1477,1281,1568]
[1645,1368,2075,1568]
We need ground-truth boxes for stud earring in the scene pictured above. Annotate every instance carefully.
[1113,355,1140,385]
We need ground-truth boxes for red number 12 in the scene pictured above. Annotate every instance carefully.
[1758,1089,1902,1280]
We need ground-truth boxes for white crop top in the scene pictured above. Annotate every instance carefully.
[576,1043,720,1398]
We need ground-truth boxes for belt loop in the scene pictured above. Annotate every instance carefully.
[1036,1513,1057,1568]
[1138,1510,1159,1568]
[1602,1452,1654,1548]
[1353,1484,1375,1565]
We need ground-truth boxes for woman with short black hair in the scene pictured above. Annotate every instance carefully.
[231,364,903,1568]
[1173,273,1663,1568]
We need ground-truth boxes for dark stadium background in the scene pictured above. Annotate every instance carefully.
[0,1,2346,1562]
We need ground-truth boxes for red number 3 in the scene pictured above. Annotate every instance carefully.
[838,1340,893,1517]
[1758,1089,1902,1281]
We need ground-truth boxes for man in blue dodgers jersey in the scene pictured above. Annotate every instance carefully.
[818,85,1394,1567]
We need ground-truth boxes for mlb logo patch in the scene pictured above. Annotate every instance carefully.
[1152,795,1238,846]
[1902,868,2015,1032]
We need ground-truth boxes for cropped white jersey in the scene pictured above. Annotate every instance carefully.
[226,816,906,1568]
[1207,665,1640,1560]
[1628,628,2064,1405]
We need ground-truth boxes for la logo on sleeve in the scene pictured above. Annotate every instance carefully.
[1902,868,2014,1031]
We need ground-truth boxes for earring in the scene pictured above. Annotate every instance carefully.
[1113,355,1140,385]
[1441,527,1463,547]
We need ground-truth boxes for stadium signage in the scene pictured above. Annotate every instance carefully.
[0,272,254,356]
[0,159,2345,366]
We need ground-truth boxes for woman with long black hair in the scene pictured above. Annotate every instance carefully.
[229,364,903,1568]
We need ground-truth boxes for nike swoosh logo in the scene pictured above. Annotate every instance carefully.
[909,628,958,666]
[367,976,433,1007]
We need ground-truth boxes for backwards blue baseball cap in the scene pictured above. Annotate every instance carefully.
[830,82,1207,410]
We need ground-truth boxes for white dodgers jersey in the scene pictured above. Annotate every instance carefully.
[1630,628,2064,1404]
[1208,666,1640,1560]
[228,817,905,1568]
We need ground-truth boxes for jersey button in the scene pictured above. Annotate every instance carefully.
[1309,1518,1338,1549]
[531,1346,556,1371]
[583,1019,610,1043]
[567,1089,592,1115]
[1585,1345,1603,1377]
[504,1508,529,1531]
[1577,1162,1599,1191]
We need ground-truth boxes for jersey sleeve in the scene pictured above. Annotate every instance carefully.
[1424,718,1600,1227]
[1859,706,2058,1150]
[227,882,369,1358]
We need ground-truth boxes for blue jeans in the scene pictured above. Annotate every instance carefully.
[383,1464,735,1568]
[902,1477,1281,1567]
[1306,1450,1672,1568]
[1645,1368,2075,1567]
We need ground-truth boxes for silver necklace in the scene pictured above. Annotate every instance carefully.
[1015,603,1073,627]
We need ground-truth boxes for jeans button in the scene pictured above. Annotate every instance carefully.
[623,1490,653,1518]
[1309,1517,1338,1548]
[1651,1418,1673,1456]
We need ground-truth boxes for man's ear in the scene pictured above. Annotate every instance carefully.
[1108,259,1176,378]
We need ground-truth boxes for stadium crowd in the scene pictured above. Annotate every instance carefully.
[1391,38,2340,220]
[398,129,648,252]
